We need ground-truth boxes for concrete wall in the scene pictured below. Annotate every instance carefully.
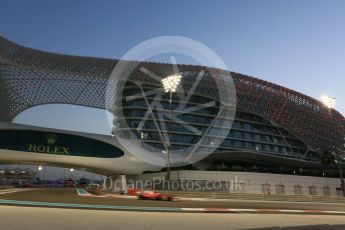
[136,171,343,196]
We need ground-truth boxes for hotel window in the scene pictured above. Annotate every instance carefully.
[222,140,232,147]
[233,121,241,128]
[233,131,242,138]
[254,134,261,141]
[281,147,287,154]
[244,142,252,149]
[271,137,278,143]
[233,141,242,148]
[243,132,252,139]
[243,123,251,130]
[264,144,270,151]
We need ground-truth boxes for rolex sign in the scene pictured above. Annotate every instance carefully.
[0,130,124,158]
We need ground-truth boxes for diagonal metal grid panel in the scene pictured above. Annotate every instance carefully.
[0,36,344,157]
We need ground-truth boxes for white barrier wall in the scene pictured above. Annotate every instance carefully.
[136,171,343,196]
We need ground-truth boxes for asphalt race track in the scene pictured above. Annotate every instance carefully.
[1,187,345,213]
[1,188,345,229]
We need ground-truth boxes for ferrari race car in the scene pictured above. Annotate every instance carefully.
[138,190,179,201]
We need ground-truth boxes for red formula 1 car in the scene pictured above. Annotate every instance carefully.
[138,190,179,201]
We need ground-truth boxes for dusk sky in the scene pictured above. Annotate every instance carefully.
[1,0,345,178]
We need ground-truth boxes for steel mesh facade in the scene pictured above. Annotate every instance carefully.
[0,36,344,158]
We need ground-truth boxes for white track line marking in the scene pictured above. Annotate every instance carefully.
[0,188,34,195]
[278,210,305,213]
[182,208,206,211]
[323,211,345,214]
[230,209,257,212]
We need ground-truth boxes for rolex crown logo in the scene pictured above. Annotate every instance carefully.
[47,134,58,145]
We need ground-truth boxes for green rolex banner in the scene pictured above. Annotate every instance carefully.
[0,130,124,158]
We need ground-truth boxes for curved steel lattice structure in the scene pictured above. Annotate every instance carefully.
[0,36,344,161]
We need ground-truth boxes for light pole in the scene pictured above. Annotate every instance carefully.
[38,165,45,184]
[161,74,182,181]
[70,168,74,178]
[320,95,345,196]
[63,168,67,180]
